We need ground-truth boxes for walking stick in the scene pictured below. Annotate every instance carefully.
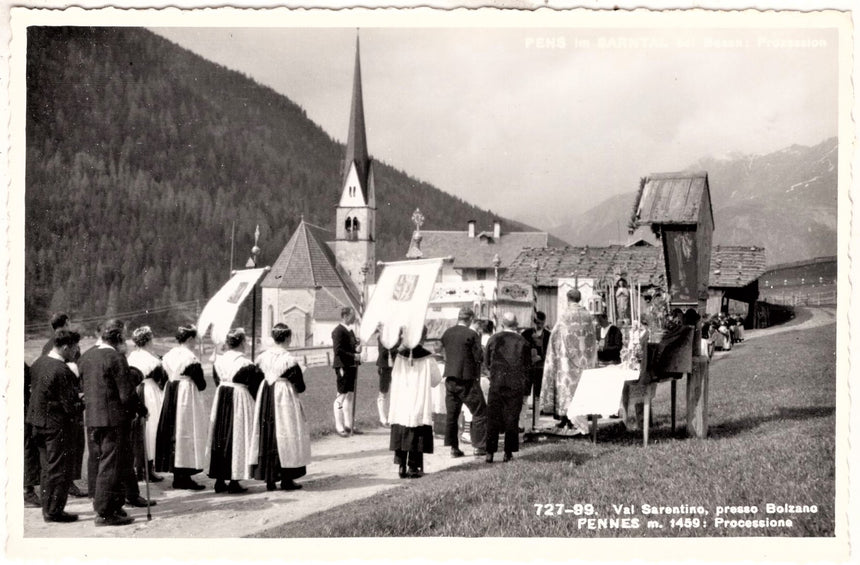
[141,415,152,521]
[351,368,358,436]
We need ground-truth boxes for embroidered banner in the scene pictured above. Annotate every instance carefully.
[360,258,444,349]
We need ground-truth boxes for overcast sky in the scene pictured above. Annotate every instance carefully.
[152,25,839,228]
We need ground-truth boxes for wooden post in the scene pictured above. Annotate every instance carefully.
[326,351,331,366]
[643,395,651,446]
[591,415,598,444]
[670,379,677,433]
[686,357,709,438]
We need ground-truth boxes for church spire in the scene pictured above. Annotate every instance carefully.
[343,32,370,200]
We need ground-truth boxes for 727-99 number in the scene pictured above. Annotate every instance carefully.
[534,503,595,516]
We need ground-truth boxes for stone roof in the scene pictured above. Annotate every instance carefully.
[507,244,766,290]
[261,221,361,308]
[413,229,549,269]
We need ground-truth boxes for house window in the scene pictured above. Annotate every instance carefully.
[476,269,488,280]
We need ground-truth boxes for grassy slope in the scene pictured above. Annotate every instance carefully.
[253,323,836,538]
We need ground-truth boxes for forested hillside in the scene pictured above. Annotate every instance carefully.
[25,27,541,330]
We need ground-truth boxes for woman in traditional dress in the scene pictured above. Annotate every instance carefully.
[387,326,442,479]
[207,328,263,494]
[250,323,310,491]
[155,325,208,490]
[127,326,167,482]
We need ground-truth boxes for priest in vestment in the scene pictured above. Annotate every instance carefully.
[540,289,597,433]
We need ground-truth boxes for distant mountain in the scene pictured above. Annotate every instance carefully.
[24,27,547,327]
[552,138,838,266]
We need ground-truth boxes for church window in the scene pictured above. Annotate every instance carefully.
[345,217,352,233]
[353,217,360,234]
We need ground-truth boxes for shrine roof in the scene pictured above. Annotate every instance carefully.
[634,172,715,227]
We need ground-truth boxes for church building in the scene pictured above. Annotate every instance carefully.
[260,37,375,347]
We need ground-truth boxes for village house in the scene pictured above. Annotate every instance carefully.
[505,243,767,328]
[405,213,549,336]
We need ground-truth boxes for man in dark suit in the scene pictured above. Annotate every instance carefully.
[521,311,551,425]
[332,307,362,437]
[26,329,84,523]
[40,314,88,497]
[440,307,487,457]
[24,363,42,508]
[79,319,146,527]
[484,313,532,463]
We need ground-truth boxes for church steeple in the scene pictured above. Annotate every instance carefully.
[343,33,370,202]
[333,31,376,291]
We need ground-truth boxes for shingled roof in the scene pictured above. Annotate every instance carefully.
[506,244,765,289]
[507,245,666,287]
[415,229,549,269]
[709,245,768,288]
[261,221,361,308]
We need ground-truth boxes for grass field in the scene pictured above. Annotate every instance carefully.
[252,322,836,538]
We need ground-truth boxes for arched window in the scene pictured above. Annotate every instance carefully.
[352,217,360,235]
[345,217,352,233]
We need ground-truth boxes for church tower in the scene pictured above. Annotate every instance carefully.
[333,34,376,292]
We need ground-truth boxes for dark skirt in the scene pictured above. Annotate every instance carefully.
[154,381,202,474]
[208,387,235,480]
[389,424,434,454]
[251,382,307,484]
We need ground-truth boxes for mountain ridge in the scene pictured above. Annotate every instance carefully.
[544,137,837,266]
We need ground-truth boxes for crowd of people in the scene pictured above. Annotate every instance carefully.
[25,314,310,527]
[26,288,722,527]
[701,312,746,353]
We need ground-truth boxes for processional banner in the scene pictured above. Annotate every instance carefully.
[359,258,444,349]
[196,267,268,345]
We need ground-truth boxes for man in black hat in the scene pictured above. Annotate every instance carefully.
[440,307,487,457]
[521,311,550,425]
[26,329,84,523]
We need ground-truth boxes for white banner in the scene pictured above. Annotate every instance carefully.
[359,258,444,349]
[197,268,268,345]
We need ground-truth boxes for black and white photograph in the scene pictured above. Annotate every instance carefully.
[3,3,856,562]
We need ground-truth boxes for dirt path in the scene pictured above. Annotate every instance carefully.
[23,426,489,538]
